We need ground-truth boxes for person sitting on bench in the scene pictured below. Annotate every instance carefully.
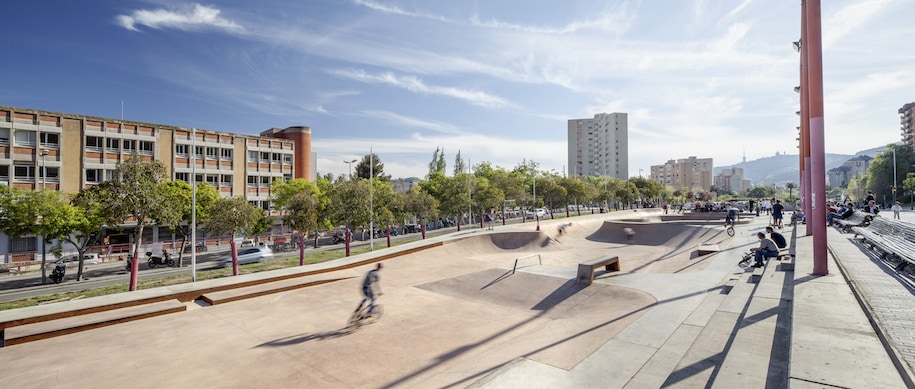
[749,232,779,268]
[766,226,787,249]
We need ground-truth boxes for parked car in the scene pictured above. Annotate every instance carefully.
[239,239,255,248]
[525,209,547,218]
[218,247,273,268]
[183,242,208,253]
[45,253,102,268]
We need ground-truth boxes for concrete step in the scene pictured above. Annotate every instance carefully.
[198,274,351,305]
[4,299,186,346]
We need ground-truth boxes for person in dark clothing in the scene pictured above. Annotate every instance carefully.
[771,199,785,228]
[766,226,787,249]
[356,263,383,315]
[862,200,880,215]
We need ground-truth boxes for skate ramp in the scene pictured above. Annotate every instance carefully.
[415,268,655,371]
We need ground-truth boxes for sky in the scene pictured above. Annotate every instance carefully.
[2,0,913,180]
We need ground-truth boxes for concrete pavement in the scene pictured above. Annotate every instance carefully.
[0,209,911,388]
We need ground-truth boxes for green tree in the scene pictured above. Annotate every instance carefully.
[90,157,181,291]
[537,179,566,218]
[866,144,915,204]
[746,185,778,199]
[437,173,473,226]
[328,179,372,251]
[202,196,265,275]
[904,173,915,207]
[271,178,322,263]
[161,181,219,266]
[355,153,390,181]
[454,150,466,176]
[428,146,447,177]
[471,176,505,223]
[402,186,439,228]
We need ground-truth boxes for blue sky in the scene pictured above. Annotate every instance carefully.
[2,0,913,179]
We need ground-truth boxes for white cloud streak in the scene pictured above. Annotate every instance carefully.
[116,4,243,33]
[329,69,514,108]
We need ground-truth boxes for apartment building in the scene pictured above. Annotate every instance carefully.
[1,105,313,263]
[714,167,751,194]
[900,102,914,152]
[649,156,714,192]
[567,113,629,179]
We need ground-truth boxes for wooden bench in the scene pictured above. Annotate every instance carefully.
[852,217,915,271]
[577,256,620,286]
[834,211,873,233]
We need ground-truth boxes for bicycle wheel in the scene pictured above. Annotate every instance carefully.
[726,226,735,236]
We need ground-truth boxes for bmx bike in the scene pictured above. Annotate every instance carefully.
[724,219,736,237]
[347,303,384,328]
[737,251,754,268]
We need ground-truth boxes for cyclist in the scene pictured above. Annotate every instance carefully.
[724,203,738,227]
[356,263,383,316]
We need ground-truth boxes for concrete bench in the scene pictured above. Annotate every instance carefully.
[834,211,873,233]
[2,299,185,347]
[577,256,620,286]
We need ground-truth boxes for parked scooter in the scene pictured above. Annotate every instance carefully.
[146,251,176,268]
[50,262,66,284]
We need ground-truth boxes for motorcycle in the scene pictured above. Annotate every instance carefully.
[146,251,176,268]
[50,262,66,284]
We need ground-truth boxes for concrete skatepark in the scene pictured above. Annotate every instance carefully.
[1,210,911,388]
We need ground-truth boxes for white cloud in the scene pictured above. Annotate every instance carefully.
[329,69,514,108]
[352,0,449,22]
[116,4,243,33]
[357,110,465,135]
[822,0,892,48]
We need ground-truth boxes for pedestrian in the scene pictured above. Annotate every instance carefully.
[771,199,784,229]
[891,201,902,220]
[623,227,635,245]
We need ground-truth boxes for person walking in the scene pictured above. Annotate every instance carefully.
[891,201,902,220]
[771,199,784,229]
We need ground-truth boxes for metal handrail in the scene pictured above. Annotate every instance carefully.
[512,253,542,274]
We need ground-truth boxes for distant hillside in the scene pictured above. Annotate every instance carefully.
[715,145,887,186]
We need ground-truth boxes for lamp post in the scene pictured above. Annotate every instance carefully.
[39,149,48,190]
[892,146,897,204]
[344,159,356,180]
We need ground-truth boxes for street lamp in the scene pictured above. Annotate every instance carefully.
[39,149,48,190]
[344,159,356,180]
[892,146,897,204]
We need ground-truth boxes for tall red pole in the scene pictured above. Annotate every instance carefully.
[806,0,828,275]
[800,2,813,237]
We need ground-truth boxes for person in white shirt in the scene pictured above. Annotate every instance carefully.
[891,201,902,220]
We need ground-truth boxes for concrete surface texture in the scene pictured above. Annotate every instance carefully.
[0,210,907,388]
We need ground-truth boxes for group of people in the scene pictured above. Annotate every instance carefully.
[749,226,788,267]
[825,190,904,226]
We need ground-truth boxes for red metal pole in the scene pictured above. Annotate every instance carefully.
[800,1,813,237]
[386,226,391,247]
[298,233,305,266]
[806,0,828,275]
[231,240,239,276]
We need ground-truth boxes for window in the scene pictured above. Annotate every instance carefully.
[106,138,120,150]
[195,174,204,183]
[139,141,154,153]
[260,176,271,185]
[206,175,218,185]
[14,131,36,146]
[283,154,292,164]
[0,165,8,179]
[261,201,270,211]
[221,149,233,159]
[176,144,189,156]
[247,175,257,187]
[248,151,258,162]
[0,129,8,144]
[195,146,204,158]
[122,140,136,151]
[41,167,60,180]
[85,169,102,183]
[10,237,36,252]
[175,172,189,182]
[14,164,35,180]
[206,147,217,158]
[105,169,116,181]
[86,136,103,149]
[221,175,232,185]
[272,153,281,163]
[260,152,269,162]
[40,132,60,147]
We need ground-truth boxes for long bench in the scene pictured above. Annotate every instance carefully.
[577,256,620,286]
[851,217,915,271]
[834,211,874,233]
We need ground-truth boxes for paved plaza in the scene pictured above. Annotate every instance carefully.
[1,209,913,388]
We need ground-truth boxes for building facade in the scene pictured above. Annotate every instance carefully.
[714,167,751,194]
[900,102,914,152]
[1,105,313,263]
[567,113,628,179]
[827,155,872,189]
[649,156,714,192]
